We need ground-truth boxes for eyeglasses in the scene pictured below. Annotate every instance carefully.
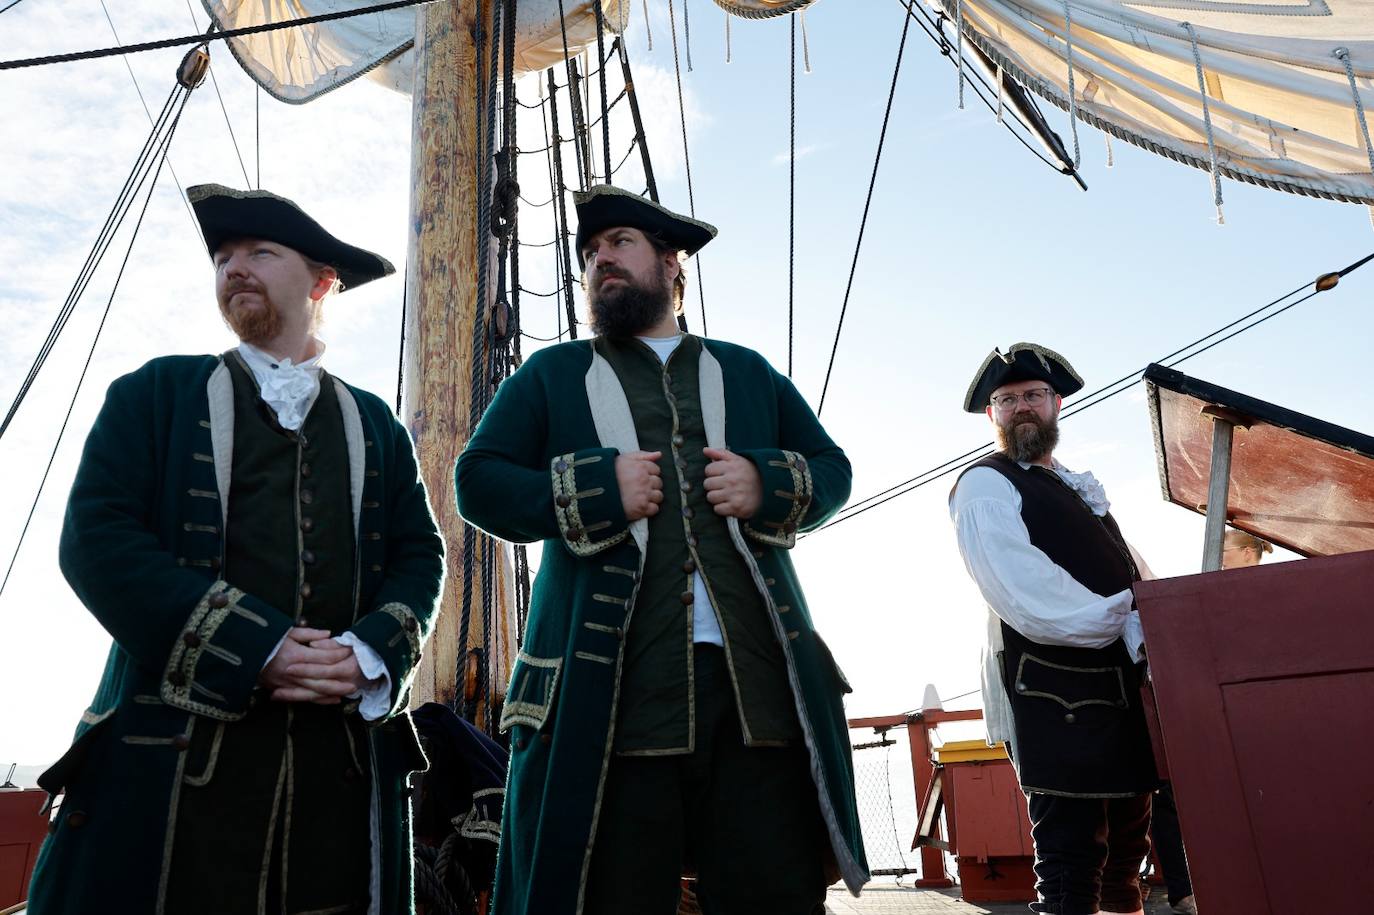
[990,387,1054,411]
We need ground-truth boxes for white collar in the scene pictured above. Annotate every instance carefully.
[235,340,326,431]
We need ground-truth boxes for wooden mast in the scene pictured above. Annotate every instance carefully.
[403,0,512,717]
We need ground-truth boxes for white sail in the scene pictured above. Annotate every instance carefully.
[943,0,1374,204]
[201,0,630,103]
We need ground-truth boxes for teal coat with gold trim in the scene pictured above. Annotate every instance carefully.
[454,336,869,915]
[28,354,444,915]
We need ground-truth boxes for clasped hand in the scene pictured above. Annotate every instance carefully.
[259,627,367,705]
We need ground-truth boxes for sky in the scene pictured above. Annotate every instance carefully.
[1,0,1372,777]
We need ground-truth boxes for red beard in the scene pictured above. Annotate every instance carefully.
[218,286,282,346]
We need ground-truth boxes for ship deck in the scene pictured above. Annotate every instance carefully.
[826,881,1180,913]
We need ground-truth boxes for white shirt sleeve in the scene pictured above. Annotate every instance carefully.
[334,631,393,721]
[951,466,1137,651]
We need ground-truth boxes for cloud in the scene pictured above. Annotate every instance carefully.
[772,143,822,166]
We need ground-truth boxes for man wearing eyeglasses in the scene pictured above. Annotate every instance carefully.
[949,343,1158,915]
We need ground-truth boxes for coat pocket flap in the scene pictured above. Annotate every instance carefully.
[1015,653,1128,710]
[813,632,853,695]
[498,650,563,733]
[38,709,117,796]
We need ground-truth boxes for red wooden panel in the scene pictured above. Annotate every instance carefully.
[946,761,1033,861]
[1136,549,1374,915]
[0,788,47,909]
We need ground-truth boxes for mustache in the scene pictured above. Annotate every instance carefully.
[594,268,629,285]
[224,280,264,297]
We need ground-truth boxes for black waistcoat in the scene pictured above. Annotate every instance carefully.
[965,453,1158,797]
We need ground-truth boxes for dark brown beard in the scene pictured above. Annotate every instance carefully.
[996,411,1060,463]
[587,260,673,339]
[218,287,282,346]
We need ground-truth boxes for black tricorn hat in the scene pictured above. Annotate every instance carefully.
[963,342,1084,412]
[187,184,395,291]
[573,185,717,268]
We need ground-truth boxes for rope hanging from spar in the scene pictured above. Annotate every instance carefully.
[0,45,205,597]
[814,250,1374,534]
[666,0,708,335]
[0,0,436,71]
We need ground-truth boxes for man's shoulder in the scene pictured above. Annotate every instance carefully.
[111,354,221,390]
[523,339,594,370]
[950,460,1018,509]
[698,337,774,373]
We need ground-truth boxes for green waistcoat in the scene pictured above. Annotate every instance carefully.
[164,355,370,912]
[598,336,799,754]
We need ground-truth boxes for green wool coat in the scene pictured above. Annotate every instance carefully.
[454,336,870,915]
[28,354,444,915]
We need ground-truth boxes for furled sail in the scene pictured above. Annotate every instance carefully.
[201,0,629,103]
[942,0,1374,204]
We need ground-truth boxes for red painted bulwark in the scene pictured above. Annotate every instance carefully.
[1136,550,1374,915]
[0,788,48,908]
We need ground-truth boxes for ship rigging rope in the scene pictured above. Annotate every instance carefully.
[667,0,708,334]
[788,12,797,378]
[816,0,914,417]
[0,0,436,72]
[812,251,1374,535]
[0,0,28,14]
[1,82,192,597]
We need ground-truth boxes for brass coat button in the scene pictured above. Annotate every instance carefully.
[300,517,315,533]
[66,811,89,829]
[515,737,527,751]
[782,522,797,534]
[540,733,552,745]
[300,489,314,505]
[680,591,695,605]
[554,460,569,474]
[1015,682,1027,693]
[301,550,316,565]
[300,463,313,478]
[794,457,808,472]
[680,480,692,493]
[566,526,584,541]
[555,494,571,508]
[182,631,201,648]
[672,434,685,448]
[300,582,313,600]
[208,593,229,609]
[405,617,419,633]
[172,734,191,751]
[682,559,697,574]
[1064,713,1077,725]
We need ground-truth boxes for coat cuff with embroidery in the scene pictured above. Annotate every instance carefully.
[350,601,428,716]
[161,579,294,720]
[550,448,628,557]
[739,449,814,549]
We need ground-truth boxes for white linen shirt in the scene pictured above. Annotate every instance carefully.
[949,459,1149,745]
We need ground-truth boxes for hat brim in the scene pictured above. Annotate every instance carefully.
[573,185,717,268]
[188,184,394,292]
[963,343,1084,412]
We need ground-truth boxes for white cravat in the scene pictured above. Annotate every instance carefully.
[236,341,325,431]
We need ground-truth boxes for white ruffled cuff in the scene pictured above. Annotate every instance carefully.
[335,631,392,721]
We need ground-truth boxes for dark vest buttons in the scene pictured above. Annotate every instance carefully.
[301,550,317,565]
[182,631,202,648]
[300,517,315,533]
[1064,713,1077,725]
[301,463,313,478]
[671,434,685,448]
[296,617,309,627]
[680,480,692,493]
[682,559,697,574]
[681,507,694,519]
[687,535,699,547]
[168,671,187,687]
[680,591,695,605]
[343,766,360,782]
[555,494,571,508]
[209,593,229,609]
[300,489,314,505]
[172,734,191,751]
[300,582,314,600]
[1015,681,1027,693]
[66,811,89,829]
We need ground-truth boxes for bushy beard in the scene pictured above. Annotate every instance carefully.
[218,283,282,346]
[996,410,1060,463]
[588,262,673,339]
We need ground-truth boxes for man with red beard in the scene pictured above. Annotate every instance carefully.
[456,185,868,914]
[29,185,444,915]
[949,344,1158,915]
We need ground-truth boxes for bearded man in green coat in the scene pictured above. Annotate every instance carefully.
[28,185,444,915]
[455,186,868,915]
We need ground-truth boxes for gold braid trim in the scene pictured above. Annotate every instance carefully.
[551,452,627,557]
[378,602,422,660]
[161,581,249,721]
[743,450,813,548]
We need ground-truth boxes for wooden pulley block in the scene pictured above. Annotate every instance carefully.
[490,299,510,341]
[178,45,211,90]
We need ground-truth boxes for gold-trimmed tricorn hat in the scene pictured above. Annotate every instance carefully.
[963,342,1084,412]
[187,183,395,291]
[573,184,717,268]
